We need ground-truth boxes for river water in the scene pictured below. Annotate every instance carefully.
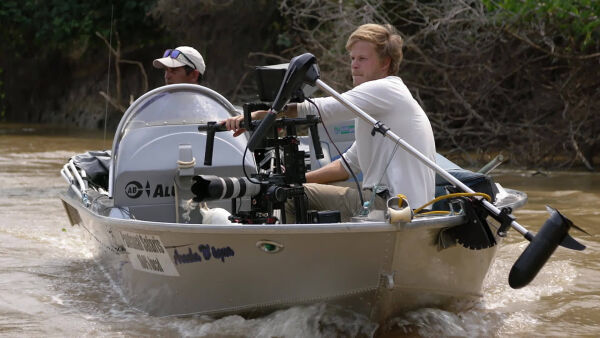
[0,123,598,337]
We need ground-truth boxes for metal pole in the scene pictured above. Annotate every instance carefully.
[478,154,505,174]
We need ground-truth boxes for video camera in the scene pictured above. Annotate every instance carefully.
[194,54,340,224]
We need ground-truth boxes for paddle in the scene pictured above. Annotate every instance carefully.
[251,52,588,288]
[509,206,590,288]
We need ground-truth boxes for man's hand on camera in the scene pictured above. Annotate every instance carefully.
[222,110,269,137]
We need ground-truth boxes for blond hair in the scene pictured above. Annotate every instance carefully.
[345,23,403,75]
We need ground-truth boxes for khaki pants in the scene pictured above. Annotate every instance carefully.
[285,183,387,223]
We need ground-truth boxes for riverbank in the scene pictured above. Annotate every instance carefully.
[1,122,597,172]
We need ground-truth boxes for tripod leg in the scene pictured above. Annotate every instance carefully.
[293,194,308,224]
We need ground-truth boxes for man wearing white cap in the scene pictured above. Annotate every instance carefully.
[153,46,206,85]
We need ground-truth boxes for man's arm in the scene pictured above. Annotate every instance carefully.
[281,103,298,118]
[223,104,299,136]
[306,159,349,184]
[251,103,299,119]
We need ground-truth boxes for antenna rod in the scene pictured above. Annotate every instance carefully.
[103,4,114,147]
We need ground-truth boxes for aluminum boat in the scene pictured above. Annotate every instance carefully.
[59,79,530,324]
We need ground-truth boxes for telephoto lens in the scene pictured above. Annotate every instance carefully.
[191,175,261,202]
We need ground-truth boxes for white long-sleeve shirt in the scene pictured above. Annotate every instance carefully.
[298,76,436,208]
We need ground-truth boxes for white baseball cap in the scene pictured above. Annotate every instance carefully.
[153,46,206,75]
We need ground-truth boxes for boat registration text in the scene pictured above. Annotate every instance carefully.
[120,231,180,276]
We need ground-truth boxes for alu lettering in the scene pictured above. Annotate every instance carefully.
[153,184,164,198]
[151,184,175,198]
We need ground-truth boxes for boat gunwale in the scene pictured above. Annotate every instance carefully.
[59,188,526,235]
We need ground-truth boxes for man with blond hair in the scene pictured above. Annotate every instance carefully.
[225,23,436,222]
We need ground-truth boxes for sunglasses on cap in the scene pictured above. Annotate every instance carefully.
[163,49,196,70]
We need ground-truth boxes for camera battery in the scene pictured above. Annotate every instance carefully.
[308,210,341,223]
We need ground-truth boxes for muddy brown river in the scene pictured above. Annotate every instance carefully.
[1,123,598,337]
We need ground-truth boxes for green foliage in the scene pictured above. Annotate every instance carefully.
[483,0,600,51]
[0,0,162,55]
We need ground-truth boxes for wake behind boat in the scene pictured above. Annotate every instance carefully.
[59,55,584,324]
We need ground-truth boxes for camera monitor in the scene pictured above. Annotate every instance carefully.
[255,63,317,103]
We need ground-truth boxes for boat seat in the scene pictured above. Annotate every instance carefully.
[433,169,498,211]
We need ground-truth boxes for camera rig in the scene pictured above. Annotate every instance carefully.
[195,111,325,224]
[193,54,338,224]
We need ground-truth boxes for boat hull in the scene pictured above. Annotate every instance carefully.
[60,189,509,323]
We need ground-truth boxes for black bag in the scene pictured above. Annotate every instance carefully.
[72,150,112,189]
[433,169,498,211]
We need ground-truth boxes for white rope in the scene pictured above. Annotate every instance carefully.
[177,158,196,168]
